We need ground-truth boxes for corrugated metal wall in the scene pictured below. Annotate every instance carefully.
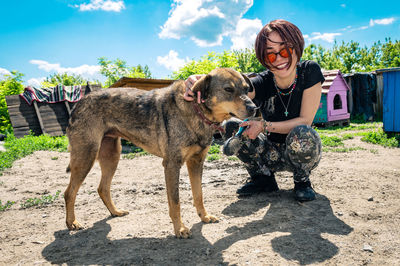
[382,70,400,132]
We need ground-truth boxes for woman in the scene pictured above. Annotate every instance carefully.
[185,19,324,202]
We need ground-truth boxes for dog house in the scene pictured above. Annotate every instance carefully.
[313,70,350,126]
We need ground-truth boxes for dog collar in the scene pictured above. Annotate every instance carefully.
[192,101,225,133]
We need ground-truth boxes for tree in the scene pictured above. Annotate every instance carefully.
[303,39,400,74]
[171,49,264,80]
[41,73,87,88]
[0,71,25,132]
[98,57,152,87]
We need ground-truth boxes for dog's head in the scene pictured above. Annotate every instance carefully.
[191,68,257,122]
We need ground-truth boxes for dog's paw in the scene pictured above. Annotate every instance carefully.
[111,209,129,217]
[67,220,84,231]
[201,214,219,223]
[175,226,192,239]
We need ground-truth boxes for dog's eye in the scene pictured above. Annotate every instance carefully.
[224,87,234,93]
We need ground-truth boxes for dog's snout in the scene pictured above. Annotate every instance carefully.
[246,103,257,116]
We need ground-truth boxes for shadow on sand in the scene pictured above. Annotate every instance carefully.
[42,191,352,265]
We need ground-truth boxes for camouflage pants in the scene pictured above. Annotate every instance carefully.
[222,119,322,183]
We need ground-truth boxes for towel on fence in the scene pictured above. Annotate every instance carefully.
[20,85,83,105]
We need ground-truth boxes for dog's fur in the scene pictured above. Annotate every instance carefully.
[64,68,256,238]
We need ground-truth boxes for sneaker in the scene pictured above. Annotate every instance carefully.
[236,174,279,196]
[294,181,316,202]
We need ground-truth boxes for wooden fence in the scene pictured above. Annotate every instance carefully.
[5,84,101,138]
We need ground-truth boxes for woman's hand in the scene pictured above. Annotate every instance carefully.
[240,120,264,140]
[184,75,204,103]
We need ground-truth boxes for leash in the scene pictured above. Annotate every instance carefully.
[191,101,225,134]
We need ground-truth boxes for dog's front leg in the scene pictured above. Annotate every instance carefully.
[163,160,191,238]
[187,150,218,224]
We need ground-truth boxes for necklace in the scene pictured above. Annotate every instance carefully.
[273,67,298,117]
[273,67,298,96]
[276,89,292,117]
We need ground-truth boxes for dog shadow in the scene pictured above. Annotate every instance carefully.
[42,191,352,265]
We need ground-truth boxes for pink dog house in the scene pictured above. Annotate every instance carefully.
[313,70,350,126]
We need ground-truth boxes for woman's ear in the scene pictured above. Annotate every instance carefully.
[191,74,211,101]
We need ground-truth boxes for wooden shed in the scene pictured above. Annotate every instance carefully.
[313,70,350,126]
[376,67,400,133]
[109,77,175,90]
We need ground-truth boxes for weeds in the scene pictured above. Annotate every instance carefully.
[20,190,61,209]
[361,128,399,147]
[0,200,15,211]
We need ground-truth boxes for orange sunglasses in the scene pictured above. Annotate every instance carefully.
[266,47,293,63]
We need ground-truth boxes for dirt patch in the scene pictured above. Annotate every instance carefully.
[1,136,400,265]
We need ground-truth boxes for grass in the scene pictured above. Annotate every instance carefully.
[0,122,398,175]
[0,133,68,175]
[20,190,61,209]
[122,149,150,159]
[0,200,15,211]
[361,128,400,148]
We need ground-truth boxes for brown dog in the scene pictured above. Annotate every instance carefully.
[64,68,256,238]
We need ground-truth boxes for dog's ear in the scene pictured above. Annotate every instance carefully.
[241,73,255,93]
[191,74,211,101]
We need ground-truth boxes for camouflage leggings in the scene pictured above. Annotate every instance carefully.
[222,119,322,183]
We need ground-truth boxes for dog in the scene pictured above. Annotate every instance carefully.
[64,68,257,238]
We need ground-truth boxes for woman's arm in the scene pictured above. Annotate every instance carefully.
[242,82,322,139]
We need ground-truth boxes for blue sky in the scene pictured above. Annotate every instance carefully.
[0,0,399,86]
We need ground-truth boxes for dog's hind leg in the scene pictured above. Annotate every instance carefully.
[163,159,191,238]
[97,136,129,217]
[186,150,219,223]
[65,142,98,230]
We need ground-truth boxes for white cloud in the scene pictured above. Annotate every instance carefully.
[157,50,188,71]
[27,77,46,88]
[340,4,346,8]
[306,32,342,43]
[74,0,125,12]
[230,18,262,50]
[159,0,253,47]
[0,67,11,77]
[369,17,396,26]
[29,60,101,80]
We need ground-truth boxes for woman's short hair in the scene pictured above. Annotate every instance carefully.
[255,19,304,69]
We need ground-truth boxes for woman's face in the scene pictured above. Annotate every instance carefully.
[265,31,297,79]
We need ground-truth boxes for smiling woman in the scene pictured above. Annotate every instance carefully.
[223,19,325,201]
[183,19,326,202]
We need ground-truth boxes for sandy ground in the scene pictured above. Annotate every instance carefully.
[0,135,400,265]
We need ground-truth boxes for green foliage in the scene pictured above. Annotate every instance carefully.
[302,38,400,74]
[98,57,152,87]
[208,144,221,154]
[20,190,61,209]
[320,135,344,147]
[0,200,15,211]
[361,128,399,147]
[207,154,221,161]
[41,73,87,88]
[171,49,264,80]
[234,48,265,73]
[122,150,149,159]
[0,71,25,132]
[0,133,68,174]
